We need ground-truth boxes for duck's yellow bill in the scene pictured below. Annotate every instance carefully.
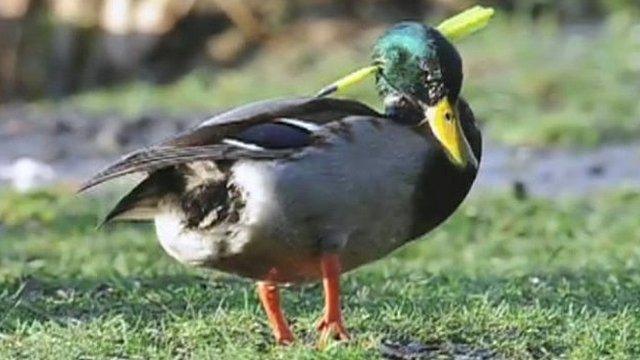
[436,5,495,41]
[316,65,380,97]
[424,98,478,169]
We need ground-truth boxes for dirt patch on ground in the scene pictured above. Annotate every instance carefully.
[380,338,502,360]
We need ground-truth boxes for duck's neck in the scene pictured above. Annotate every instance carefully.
[384,96,424,126]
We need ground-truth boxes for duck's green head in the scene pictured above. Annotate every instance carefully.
[373,22,476,169]
[372,22,462,110]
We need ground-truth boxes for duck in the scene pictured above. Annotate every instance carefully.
[81,18,484,346]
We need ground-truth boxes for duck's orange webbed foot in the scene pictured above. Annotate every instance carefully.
[257,281,294,345]
[317,315,350,342]
[317,253,350,348]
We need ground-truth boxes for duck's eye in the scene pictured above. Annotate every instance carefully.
[420,59,442,84]
[419,58,432,71]
[420,59,440,75]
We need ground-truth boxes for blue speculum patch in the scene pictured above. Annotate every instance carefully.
[233,122,312,149]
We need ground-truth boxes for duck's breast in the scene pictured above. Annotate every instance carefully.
[236,116,436,271]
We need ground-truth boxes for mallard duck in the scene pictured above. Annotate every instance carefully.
[82,21,483,345]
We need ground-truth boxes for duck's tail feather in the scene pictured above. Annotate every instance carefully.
[100,168,182,226]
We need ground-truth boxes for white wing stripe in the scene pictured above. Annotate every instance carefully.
[276,118,322,133]
[222,139,266,151]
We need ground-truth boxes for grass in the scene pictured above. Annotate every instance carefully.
[41,13,640,148]
[1,188,640,358]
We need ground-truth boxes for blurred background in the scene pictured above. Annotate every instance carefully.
[0,0,639,195]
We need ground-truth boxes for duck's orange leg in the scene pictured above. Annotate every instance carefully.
[257,282,294,345]
[317,253,350,346]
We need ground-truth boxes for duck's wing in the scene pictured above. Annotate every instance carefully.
[162,97,379,147]
[79,97,380,192]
